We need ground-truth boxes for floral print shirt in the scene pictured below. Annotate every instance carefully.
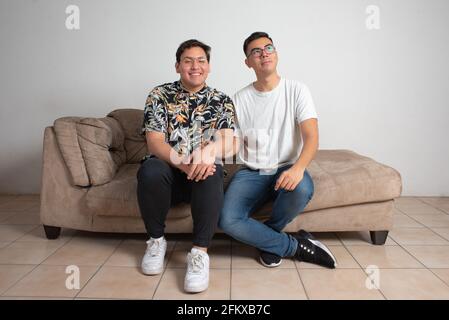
[142,81,235,157]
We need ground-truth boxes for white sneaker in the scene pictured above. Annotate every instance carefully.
[141,236,167,275]
[184,248,210,293]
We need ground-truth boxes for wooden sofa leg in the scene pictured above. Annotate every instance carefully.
[370,231,389,245]
[43,225,61,239]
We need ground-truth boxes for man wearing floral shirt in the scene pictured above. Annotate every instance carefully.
[137,39,237,293]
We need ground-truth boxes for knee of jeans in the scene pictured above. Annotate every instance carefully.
[218,209,241,232]
[137,159,171,184]
[211,165,224,179]
[197,165,224,185]
[293,178,314,202]
[217,214,231,232]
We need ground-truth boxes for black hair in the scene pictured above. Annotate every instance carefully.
[243,32,273,56]
[176,39,211,63]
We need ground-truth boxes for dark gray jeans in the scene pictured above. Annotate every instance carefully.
[137,157,223,248]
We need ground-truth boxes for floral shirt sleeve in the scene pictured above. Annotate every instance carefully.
[216,95,236,131]
[142,86,167,135]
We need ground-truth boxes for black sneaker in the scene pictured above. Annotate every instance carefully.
[293,230,337,269]
[259,250,282,268]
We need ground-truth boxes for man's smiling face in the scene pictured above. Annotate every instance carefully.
[176,46,210,92]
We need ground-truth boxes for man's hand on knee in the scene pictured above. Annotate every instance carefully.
[188,164,216,182]
[275,167,305,191]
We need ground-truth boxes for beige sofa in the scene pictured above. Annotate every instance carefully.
[40,109,402,245]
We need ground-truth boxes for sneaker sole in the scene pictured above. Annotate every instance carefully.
[308,238,338,267]
[297,230,338,267]
[184,282,209,293]
[141,265,163,275]
[259,256,283,268]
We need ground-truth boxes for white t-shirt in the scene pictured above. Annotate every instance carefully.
[233,78,317,172]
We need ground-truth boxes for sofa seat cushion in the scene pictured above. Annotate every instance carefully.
[306,150,401,210]
[255,150,402,215]
[86,150,401,219]
[86,164,191,219]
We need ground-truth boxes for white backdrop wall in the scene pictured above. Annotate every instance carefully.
[1,0,448,195]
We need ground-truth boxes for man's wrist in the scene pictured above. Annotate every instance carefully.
[172,154,190,168]
[292,162,306,173]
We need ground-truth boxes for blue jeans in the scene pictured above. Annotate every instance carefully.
[219,165,314,257]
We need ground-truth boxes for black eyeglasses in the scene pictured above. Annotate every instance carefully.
[248,44,276,58]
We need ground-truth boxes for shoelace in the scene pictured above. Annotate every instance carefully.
[146,239,162,257]
[188,253,205,274]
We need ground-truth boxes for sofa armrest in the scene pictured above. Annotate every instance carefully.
[53,116,126,186]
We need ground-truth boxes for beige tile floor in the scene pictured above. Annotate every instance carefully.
[1,195,449,300]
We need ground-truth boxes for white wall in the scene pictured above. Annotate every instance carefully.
[1,0,448,195]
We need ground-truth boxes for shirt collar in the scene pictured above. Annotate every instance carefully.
[175,80,210,95]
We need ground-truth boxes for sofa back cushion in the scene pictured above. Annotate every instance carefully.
[53,117,90,186]
[107,109,147,163]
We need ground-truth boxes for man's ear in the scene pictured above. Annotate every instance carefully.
[175,62,180,74]
[245,58,251,69]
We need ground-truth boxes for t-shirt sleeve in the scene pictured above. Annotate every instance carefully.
[230,93,243,138]
[295,83,318,123]
[216,95,236,131]
[141,88,167,135]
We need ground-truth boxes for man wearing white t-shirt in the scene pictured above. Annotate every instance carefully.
[219,32,337,269]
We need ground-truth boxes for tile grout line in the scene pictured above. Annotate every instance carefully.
[390,219,449,245]
[35,228,80,267]
[0,224,40,244]
[337,232,388,300]
[383,215,436,281]
[0,263,42,297]
[396,198,449,217]
[391,226,444,283]
[13,225,44,242]
[1,225,79,298]
[293,251,310,300]
[72,237,125,299]
[394,206,430,227]
[396,211,449,230]
[0,205,38,214]
[151,239,177,300]
[388,238,429,270]
[399,243,449,269]
[393,202,449,243]
[426,268,449,290]
[415,197,449,215]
